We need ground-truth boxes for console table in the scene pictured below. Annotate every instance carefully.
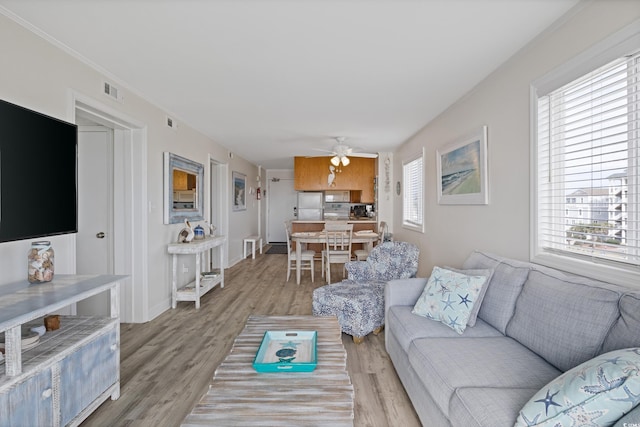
[0,274,124,427]
[167,235,226,309]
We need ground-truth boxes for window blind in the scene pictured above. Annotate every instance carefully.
[403,155,423,229]
[536,53,639,268]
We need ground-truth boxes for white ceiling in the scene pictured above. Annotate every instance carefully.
[0,0,579,169]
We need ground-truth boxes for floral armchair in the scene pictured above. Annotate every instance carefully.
[312,241,420,343]
[345,241,419,282]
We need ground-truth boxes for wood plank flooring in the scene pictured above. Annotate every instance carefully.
[82,249,421,427]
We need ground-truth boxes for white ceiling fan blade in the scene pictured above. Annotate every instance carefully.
[350,152,378,158]
[311,147,336,155]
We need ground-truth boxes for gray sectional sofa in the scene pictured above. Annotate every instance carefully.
[385,251,640,426]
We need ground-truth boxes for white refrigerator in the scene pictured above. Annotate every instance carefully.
[297,192,323,220]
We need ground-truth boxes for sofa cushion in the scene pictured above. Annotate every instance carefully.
[506,269,621,372]
[602,292,640,353]
[412,266,489,334]
[408,336,561,417]
[445,266,494,326]
[462,251,530,333]
[450,387,539,427]
[387,305,503,353]
[515,348,640,427]
[614,405,640,426]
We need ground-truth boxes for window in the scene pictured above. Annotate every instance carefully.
[533,28,639,286]
[402,152,424,231]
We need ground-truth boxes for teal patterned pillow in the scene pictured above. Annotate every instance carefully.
[411,266,488,334]
[515,348,640,427]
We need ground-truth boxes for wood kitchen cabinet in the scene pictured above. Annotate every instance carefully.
[294,157,376,202]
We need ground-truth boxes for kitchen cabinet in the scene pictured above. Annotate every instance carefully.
[0,275,123,427]
[294,157,376,203]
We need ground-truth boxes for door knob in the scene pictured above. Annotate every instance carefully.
[96,232,106,239]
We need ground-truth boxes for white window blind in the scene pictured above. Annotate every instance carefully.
[403,155,423,230]
[536,52,640,271]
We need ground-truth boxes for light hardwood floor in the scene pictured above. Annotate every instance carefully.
[82,247,421,427]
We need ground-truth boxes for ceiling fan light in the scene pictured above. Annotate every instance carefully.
[341,156,350,166]
[331,156,340,166]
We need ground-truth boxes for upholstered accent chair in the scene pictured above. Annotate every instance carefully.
[345,241,419,282]
[312,241,419,343]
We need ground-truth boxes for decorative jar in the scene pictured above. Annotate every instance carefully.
[193,225,205,240]
[28,241,54,283]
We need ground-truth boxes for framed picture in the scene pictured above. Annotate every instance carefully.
[232,171,247,211]
[437,126,488,205]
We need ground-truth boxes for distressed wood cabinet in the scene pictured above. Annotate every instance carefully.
[168,235,226,309]
[294,157,376,203]
[0,275,124,427]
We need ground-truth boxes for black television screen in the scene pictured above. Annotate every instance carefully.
[0,99,77,243]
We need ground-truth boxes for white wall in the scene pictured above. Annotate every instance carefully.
[393,1,640,277]
[0,14,260,321]
[227,155,261,266]
[376,152,394,232]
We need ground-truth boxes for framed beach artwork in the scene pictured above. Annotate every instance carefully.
[436,126,488,205]
[232,171,247,211]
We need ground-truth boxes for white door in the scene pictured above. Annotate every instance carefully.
[76,126,113,316]
[267,178,297,243]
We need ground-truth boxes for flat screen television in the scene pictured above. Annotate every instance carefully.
[0,99,78,243]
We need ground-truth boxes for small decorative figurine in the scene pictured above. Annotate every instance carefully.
[328,165,336,187]
[205,221,217,236]
[177,219,195,243]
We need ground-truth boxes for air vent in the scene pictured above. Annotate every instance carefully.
[103,81,123,103]
[166,116,178,130]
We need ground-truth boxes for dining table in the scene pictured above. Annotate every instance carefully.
[290,230,379,284]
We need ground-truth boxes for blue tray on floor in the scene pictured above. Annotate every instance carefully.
[252,330,317,372]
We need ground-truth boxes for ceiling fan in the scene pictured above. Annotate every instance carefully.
[312,137,378,167]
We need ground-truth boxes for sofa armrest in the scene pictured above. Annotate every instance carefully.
[385,278,427,312]
[613,404,640,426]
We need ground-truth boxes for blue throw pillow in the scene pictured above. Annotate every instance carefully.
[444,266,494,327]
[411,266,488,334]
[515,348,640,427]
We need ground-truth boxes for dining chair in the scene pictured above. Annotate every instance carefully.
[284,221,315,283]
[353,221,387,261]
[322,222,353,284]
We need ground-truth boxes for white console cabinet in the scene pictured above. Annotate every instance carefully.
[168,235,225,309]
[0,275,124,427]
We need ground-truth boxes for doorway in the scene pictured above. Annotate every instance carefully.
[267,178,297,243]
[72,93,148,323]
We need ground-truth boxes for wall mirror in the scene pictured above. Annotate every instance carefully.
[164,152,205,224]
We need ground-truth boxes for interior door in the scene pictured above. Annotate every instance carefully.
[76,126,113,315]
[267,178,297,243]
